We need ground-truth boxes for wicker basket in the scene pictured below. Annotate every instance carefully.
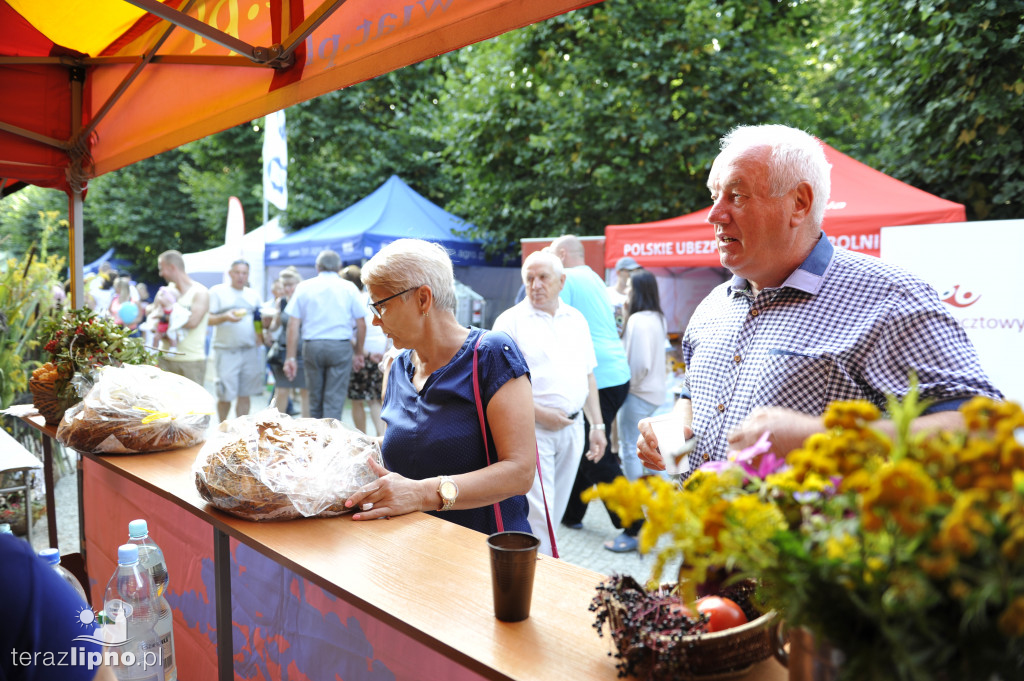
[599,576,776,680]
[28,363,77,426]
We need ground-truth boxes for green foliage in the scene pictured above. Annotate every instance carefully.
[0,188,69,263]
[437,0,817,252]
[82,148,218,282]
[179,122,264,234]
[0,218,66,407]
[283,62,453,230]
[827,0,1024,220]
[0,0,1020,268]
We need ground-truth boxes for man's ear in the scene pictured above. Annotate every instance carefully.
[790,181,814,227]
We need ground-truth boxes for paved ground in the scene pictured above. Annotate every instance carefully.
[32,359,678,588]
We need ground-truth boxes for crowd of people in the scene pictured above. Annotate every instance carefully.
[347,123,1003,560]
[9,122,1005,681]
[72,123,1003,560]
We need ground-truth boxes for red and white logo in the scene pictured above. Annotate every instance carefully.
[940,284,981,308]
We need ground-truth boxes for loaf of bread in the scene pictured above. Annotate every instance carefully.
[194,410,382,521]
[56,364,213,454]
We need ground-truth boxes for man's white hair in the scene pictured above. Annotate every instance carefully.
[718,124,832,228]
[521,250,563,283]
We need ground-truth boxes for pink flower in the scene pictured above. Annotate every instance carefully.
[700,459,735,474]
[700,431,785,479]
[733,431,785,478]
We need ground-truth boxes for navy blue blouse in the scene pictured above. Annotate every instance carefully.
[380,327,532,535]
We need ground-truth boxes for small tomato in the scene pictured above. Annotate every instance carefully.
[695,596,748,632]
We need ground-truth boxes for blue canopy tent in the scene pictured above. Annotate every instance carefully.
[265,175,489,268]
[82,248,133,277]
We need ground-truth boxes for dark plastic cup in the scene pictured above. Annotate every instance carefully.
[487,531,540,622]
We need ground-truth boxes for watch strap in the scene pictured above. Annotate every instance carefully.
[437,475,458,511]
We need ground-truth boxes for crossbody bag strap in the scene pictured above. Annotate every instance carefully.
[473,332,559,558]
[473,332,504,533]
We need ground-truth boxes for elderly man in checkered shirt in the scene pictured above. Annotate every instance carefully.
[637,124,1002,476]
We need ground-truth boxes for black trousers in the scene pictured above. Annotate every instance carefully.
[561,380,642,537]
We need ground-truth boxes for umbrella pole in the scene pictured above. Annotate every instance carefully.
[68,67,86,308]
[68,189,85,308]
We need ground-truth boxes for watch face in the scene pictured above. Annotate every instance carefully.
[440,480,458,500]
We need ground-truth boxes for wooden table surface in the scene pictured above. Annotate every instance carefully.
[82,440,786,681]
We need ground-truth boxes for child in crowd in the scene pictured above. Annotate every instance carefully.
[141,286,189,349]
[108,276,141,330]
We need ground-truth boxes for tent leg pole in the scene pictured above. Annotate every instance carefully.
[68,188,85,308]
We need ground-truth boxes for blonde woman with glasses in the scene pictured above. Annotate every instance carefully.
[343,239,535,537]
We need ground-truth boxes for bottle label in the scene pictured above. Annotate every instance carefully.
[105,598,134,622]
[158,611,175,681]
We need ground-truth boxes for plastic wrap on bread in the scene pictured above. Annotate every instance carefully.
[56,364,214,453]
[194,409,383,521]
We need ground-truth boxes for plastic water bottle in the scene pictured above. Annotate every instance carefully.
[128,519,176,681]
[102,544,165,681]
[38,547,89,604]
[253,307,263,335]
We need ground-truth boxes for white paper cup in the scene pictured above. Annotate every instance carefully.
[647,413,697,475]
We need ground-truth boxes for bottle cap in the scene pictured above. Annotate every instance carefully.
[39,547,60,564]
[118,544,140,564]
[128,519,148,538]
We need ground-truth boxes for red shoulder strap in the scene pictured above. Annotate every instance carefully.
[473,333,559,558]
[472,332,504,533]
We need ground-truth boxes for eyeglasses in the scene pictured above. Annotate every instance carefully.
[368,286,418,319]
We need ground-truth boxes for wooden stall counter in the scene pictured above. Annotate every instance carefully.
[14,411,785,681]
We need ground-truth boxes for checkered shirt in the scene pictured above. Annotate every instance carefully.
[681,234,1002,469]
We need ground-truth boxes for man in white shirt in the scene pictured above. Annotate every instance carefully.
[492,250,605,556]
[207,259,264,421]
[283,250,366,420]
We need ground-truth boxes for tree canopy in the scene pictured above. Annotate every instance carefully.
[2,0,1020,283]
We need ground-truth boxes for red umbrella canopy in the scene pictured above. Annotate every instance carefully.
[603,142,967,269]
[0,0,601,195]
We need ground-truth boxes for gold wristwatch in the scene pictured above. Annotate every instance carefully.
[437,475,458,511]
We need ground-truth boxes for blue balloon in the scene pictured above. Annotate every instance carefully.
[118,302,139,325]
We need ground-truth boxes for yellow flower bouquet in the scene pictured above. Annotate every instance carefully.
[585,392,1024,681]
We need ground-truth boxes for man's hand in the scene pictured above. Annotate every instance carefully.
[534,405,575,431]
[637,399,694,471]
[352,353,365,372]
[284,357,298,381]
[636,417,695,471]
[726,406,824,457]
[585,425,607,462]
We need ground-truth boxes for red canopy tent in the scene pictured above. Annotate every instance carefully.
[0,0,600,303]
[603,142,966,269]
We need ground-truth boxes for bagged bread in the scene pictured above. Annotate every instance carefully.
[56,364,213,453]
[194,409,382,521]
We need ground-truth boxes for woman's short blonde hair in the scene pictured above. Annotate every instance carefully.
[362,239,457,313]
[279,267,303,284]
